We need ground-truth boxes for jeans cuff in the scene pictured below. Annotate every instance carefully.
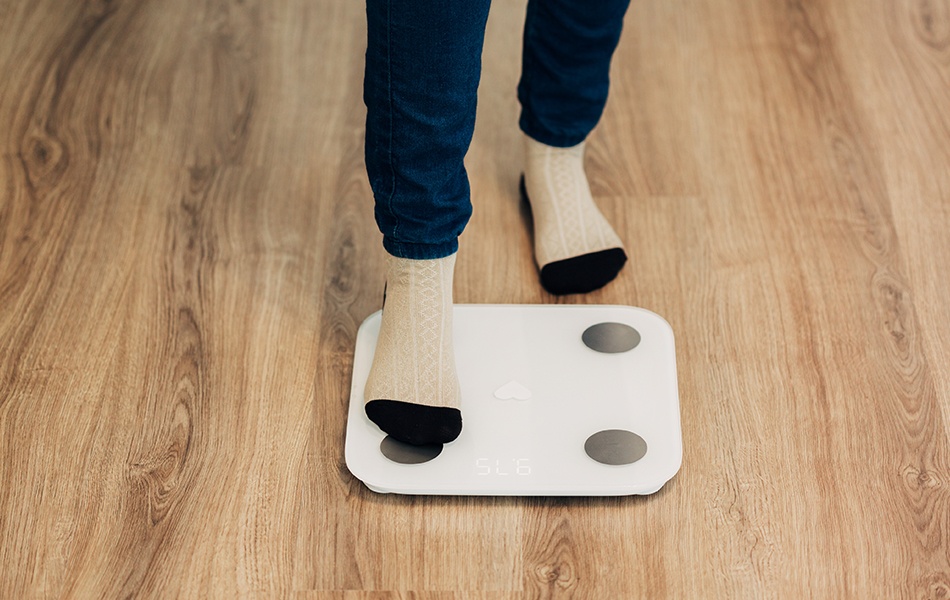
[519,113,589,148]
[383,237,459,260]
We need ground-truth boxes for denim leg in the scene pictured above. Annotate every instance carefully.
[518,0,632,148]
[364,0,493,260]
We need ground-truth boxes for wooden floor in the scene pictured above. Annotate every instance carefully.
[2,0,948,597]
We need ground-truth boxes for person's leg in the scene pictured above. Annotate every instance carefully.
[518,0,631,147]
[365,0,492,260]
[517,0,632,295]
[363,0,491,445]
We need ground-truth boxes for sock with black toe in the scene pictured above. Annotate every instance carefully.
[522,135,627,295]
[364,252,462,446]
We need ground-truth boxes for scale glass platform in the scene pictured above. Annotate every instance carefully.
[345,304,682,496]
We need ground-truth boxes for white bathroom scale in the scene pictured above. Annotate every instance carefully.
[345,304,682,496]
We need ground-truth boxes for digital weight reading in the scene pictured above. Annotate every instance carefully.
[475,458,532,476]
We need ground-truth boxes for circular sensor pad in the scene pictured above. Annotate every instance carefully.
[380,436,442,464]
[585,429,648,465]
[582,322,641,353]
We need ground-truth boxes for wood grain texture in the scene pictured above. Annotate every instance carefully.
[1,0,948,597]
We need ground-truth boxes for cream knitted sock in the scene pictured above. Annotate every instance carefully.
[364,253,462,445]
[522,135,627,295]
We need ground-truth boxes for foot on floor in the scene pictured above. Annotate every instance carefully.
[522,135,627,295]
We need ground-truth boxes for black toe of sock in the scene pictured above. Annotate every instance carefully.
[540,248,628,295]
[365,399,463,446]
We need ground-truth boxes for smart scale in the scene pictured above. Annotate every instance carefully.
[345,304,682,496]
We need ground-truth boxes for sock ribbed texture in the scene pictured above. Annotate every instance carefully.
[364,253,462,446]
[523,135,627,295]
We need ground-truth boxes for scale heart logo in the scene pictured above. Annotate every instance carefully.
[494,380,532,401]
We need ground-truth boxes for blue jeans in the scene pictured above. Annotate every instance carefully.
[364,0,632,260]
